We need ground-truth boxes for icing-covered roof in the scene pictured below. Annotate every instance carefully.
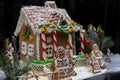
[14,5,80,36]
[23,6,71,29]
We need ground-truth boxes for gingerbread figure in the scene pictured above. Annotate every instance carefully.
[90,44,106,73]
[52,46,76,79]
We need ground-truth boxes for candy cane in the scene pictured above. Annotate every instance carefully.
[53,31,57,58]
[80,29,85,54]
[68,33,73,57]
[41,32,46,61]
[7,43,14,64]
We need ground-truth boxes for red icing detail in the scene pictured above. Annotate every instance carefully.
[41,39,46,43]
[53,39,57,46]
[53,50,57,54]
[81,48,84,52]
[80,37,84,44]
[7,47,12,51]
[24,25,29,30]
[80,31,84,34]
[41,56,45,61]
[53,31,57,57]
[85,39,90,46]
[53,31,57,36]
[42,48,46,52]
[68,42,73,49]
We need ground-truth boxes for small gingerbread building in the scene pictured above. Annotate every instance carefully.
[90,44,106,73]
[14,1,80,62]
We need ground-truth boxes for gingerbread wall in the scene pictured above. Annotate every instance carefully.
[57,31,68,49]
[57,31,75,55]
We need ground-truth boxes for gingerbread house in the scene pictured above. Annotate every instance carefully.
[14,1,80,62]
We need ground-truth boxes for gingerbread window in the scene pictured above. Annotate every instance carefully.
[21,42,27,55]
[28,44,34,56]
[46,45,53,57]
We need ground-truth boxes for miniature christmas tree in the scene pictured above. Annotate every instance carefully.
[0,36,30,80]
[84,24,115,54]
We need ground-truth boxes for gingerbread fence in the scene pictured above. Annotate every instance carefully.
[18,67,72,80]
[30,63,52,72]
[74,58,89,67]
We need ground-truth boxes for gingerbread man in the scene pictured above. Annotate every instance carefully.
[90,44,106,73]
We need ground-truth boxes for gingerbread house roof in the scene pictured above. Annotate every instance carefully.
[14,6,80,36]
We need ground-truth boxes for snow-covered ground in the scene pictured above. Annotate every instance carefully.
[18,66,106,80]
[71,66,106,80]
[1,53,120,80]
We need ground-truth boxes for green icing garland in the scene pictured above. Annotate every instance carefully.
[32,59,54,65]
[57,20,70,34]
[74,54,88,60]
[39,24,50,28]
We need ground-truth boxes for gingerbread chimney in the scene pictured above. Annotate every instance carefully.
[45,1,57,9]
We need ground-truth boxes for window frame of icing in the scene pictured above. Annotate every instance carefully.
[46,45,53,58]
[28,44,34,56]
[21,41,27,55]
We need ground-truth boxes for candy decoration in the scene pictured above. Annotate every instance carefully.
[41,27,48,33]
[68,27,75,33]
[53,31,57,58]
[23,25,31,40]
[70,20,77,25]
[80,29,85,54]
[29,35,34,42]
[57,25,69,34]
[41,32,46,61]
[7,43,14,64]
[24,25,29,30]
[57,20,69,34]
[85,39,90,46]
[68,33,73,57]
[50,22,56,28]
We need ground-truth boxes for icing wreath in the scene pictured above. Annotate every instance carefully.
[22,25,34,42]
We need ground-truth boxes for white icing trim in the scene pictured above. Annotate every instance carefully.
[36,34,40,60]
[14,8,37,36]
[94,69,101,73]
[28,44,34,56]
[22,8,36,35]
[101,62,105,66]
[57,46,65,52]
[21,41,27,55]
[14,6,81,37]
[46,45,53,58]
[58,9,71,21]
[91,51,103,60]
[14,10,24,36]
[79,29,85,54]
[41,33,47,61]
[68,33,73,57]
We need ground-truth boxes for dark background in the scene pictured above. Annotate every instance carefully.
[0,0,120,53]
